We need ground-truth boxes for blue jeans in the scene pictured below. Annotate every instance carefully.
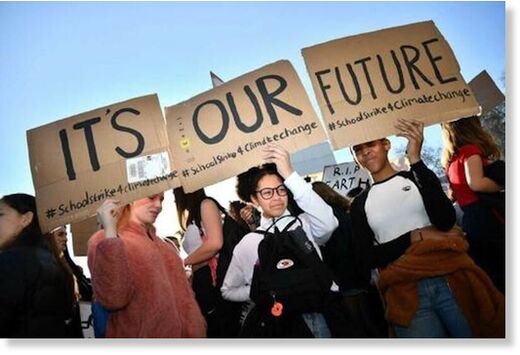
[302,312,331,338]
[393,277,473,338]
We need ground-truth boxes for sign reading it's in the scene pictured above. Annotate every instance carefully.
[27,94,180,233]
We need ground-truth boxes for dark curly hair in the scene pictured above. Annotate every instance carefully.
[235,163,303,215]
[236,163,282,203]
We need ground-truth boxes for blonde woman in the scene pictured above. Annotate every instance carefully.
[441,116,505,292]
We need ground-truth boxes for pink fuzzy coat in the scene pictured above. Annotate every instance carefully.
[88,221,206,338]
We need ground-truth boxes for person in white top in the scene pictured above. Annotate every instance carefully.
[173,187,223,337]
[221,144,338,337]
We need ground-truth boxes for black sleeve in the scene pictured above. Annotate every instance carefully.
[410,160,455,231]
[350,192,412,278]
[0,251,28,336]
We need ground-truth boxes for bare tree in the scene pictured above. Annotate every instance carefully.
[481,101,505,158]
[393,144,444,177]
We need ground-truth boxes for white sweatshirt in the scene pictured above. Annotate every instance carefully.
[220,171,339,302]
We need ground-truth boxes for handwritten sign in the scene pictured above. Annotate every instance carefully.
[27,94,180,233]
[302,20,480,148]
[165,60,327,192]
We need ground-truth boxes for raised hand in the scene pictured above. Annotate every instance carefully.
[394,118,424,164]
[261,144,294,178]
[96,199,123,239]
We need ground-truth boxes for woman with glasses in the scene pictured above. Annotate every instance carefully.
[220,144,339,337]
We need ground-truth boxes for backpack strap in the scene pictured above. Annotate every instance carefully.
[257,215,303,236]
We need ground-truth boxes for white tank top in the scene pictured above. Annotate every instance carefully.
[182,222,203,254]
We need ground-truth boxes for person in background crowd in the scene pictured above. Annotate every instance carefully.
[441,116,505,292]
[173,187,223,337]
[312,181,388,337]
[229,200,260,231]
[221,144,341,337]
[0,193,70,337]
[350,118,504,337]
[48,226,83,337]
[164,234,182,254]
[345,186,365,207]
[88,194,206,338]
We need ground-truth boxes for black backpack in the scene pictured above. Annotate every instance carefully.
[249,216,334,317]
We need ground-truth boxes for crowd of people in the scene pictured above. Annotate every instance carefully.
[0,117,505,338]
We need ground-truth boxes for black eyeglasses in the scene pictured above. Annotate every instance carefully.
[255,184,288,200]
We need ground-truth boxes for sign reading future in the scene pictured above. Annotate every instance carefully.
[302,20,480,149]
[165,60,327,192]
[27,94,180,233]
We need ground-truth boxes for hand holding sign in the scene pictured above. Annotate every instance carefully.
[96,199,123,239]
[262,144,294,179]
[394,118,424,165]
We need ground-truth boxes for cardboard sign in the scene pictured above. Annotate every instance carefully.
[71,216,99,257]
[27,94,180,233]
[322,161,371,196]
[165,60,327,192]
[302,20,480,149]
[469,70,505,115]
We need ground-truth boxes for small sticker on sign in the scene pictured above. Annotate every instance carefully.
[126,152,171,184]
[180,138,190,149]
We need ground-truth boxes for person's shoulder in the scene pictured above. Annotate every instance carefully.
[0,246,40,276]
[87,229,108,252]
[234,231,262,252]
[458,144,483,157]
[201,197,221,211]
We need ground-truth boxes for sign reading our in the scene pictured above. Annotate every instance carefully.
[469,70,505,115]
[302,20,480,149]
[165,60,327,192]
[322,161,371,196]
[27,94,180,233]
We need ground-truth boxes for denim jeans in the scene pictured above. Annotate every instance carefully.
[393,277,473,338]
[302,312,331,338]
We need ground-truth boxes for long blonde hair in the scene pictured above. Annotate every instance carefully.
[440,116,501,169]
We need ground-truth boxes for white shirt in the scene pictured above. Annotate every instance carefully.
[365,174,431,244]
[220,172,339,302]
[182,222,203,255]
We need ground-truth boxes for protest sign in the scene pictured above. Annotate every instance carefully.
[27,94,180,233]
[165,60,327,192]
[302,20,480,149]
[469,70,505,115]
[322,161,371,196]
[71,216,99,257]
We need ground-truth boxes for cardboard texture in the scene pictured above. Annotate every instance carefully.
[322,161,371,196]
[71,216,99,257]
[302,20,481,149]
[469,70,505,115]
[27,94,180,233]
[165,60,327,192]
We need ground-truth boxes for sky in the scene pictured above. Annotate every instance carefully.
[0,0,507,278]
[0,0,514,352]
[0,1,505,196]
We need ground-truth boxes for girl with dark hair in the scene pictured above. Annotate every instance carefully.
[173,187,224,337]
[221,144,339,337]
[48,226,84,337]
[350,119,504,337]
[0,193,70,337]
